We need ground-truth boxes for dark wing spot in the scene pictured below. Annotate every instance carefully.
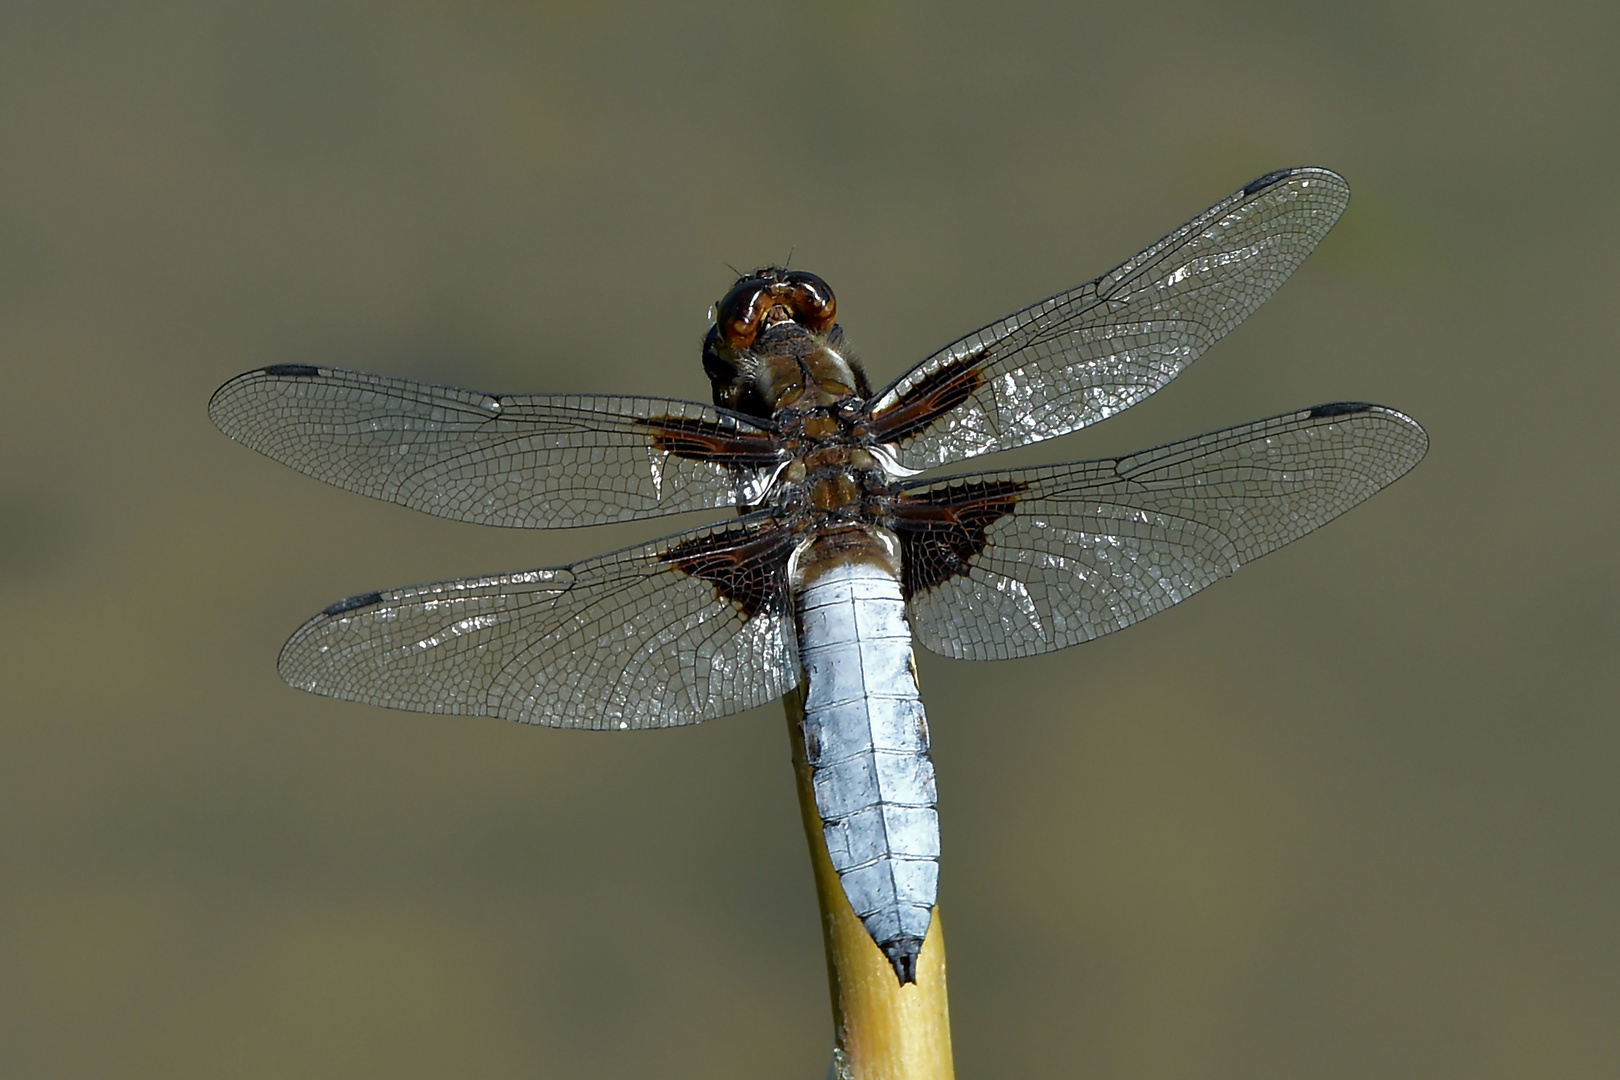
[636,416,783,468]
[263,364,322,377]
[658,524,796,620]
[892,480,1027,598]
[1309,401,1372,418]
[865,350,988,446]
[323,591,383,616]
[1243,168,1296,196]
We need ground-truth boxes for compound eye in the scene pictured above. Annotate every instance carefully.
[783,271,836,331]
[716,278,772,349]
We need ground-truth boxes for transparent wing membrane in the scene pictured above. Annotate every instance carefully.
[868,168,1351,470]
[209,365,779,529]
[278,515,800,728]
[900,404,1428,660]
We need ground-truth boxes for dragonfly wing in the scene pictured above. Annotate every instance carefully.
[867,168,1351,471]
[209,365,782,528]
[894,403,1427,660]
[278,514,801,727]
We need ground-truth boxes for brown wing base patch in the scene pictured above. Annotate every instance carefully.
[891,480,1026,598]
[865,350,987,446]
[658,523,798,620]
[636,416,783,468]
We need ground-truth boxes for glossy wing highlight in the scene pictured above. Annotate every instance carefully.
[897,404,1427,660]
[209,365,782,528]
[278,515,801,728]
[868,168,1351,471]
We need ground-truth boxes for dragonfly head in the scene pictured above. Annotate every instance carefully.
[703,267,872,419]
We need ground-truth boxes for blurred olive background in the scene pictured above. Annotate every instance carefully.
[2,2,1616,1077]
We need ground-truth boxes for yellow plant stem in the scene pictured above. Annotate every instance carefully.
[783,686,954,1080]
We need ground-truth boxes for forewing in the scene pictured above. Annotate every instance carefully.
[209,365,782,528]
[895,404,1427,660]
[867,168,1351,471]
[278,514,801,727]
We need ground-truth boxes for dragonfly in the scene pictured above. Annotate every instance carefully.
[210,166,1427,984]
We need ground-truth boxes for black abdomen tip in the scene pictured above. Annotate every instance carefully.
[883,936,924,985]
